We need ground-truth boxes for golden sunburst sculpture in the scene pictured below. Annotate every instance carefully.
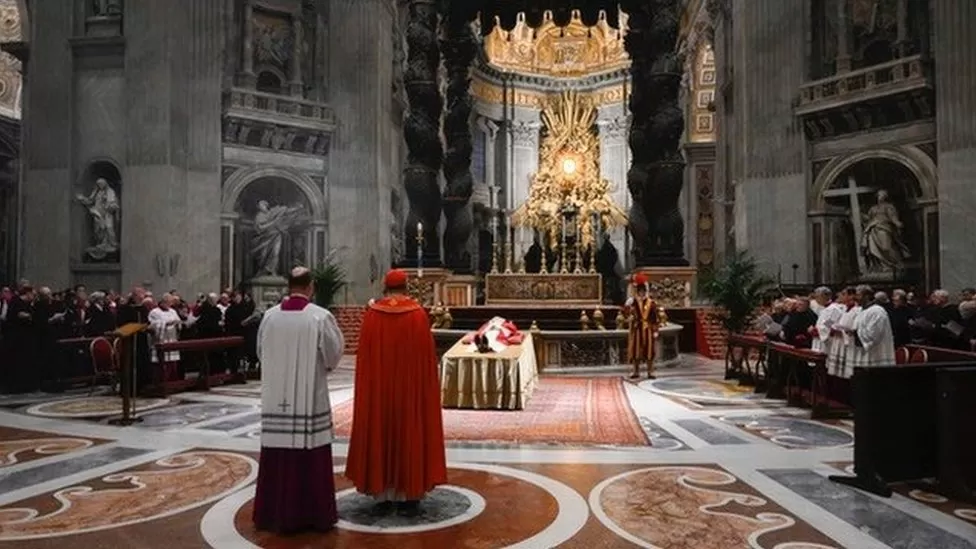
[511,90,628,251]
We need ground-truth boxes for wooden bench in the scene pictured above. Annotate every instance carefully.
[152,336,245,396]
[724,333,768,386]
[829,361,976,502]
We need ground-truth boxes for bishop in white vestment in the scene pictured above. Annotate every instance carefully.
[852,295,896,369]
[829,301,861,379]
[813,289,845,354]
[147,294,183,381]
[253,267,344,534]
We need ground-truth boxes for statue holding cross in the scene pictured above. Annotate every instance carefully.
[824,176,910,277]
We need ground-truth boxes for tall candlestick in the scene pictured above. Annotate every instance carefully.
[416,222,424,278]
[540,230,549,274]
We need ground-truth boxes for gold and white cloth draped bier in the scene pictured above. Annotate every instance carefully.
[439,333,538,410]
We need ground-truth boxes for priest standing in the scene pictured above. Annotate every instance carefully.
[253,267,345,534]
[346,269,447,517]
[852,285,896,368]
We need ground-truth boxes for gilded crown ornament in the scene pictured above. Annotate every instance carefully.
[483,9,629,77]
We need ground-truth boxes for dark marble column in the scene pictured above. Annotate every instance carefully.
[623,0,688,266]
[402,0,443,268]
[440,5,477,273]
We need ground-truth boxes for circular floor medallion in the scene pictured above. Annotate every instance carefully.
[25,396,171,418]
[200,462,589,548]
[589,466,836,549]
[336,485,485,533]
[643,377,782,405]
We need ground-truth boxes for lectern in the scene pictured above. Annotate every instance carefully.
[108,322,148,426]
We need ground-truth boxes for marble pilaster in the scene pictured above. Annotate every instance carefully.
[20,2,74,287]
[327,0,396,302]
[736,0,808,281]
[933,0,976,291]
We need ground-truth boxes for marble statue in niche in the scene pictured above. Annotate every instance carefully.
[76,178,120,261]
[91,0,122,16]
[861,189,910,273]
[250,200,308,276]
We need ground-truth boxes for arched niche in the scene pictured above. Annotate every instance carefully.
[220,166,327,289]
[810,147,939,289]
[255,65,286,95]
[75,159,123,264]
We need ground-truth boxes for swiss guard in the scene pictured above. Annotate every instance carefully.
[624,272,661,379]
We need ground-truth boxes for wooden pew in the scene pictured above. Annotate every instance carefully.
[770,344,840,419]
[901,344,976,364]
[829,360,976,499]
[724,333,768,386]
[151,336,245,396]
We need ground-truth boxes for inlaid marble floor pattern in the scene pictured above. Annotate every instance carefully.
[0,356,973,548]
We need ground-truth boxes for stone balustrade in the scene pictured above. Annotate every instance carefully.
[796,55,931,115]
[224,87,336,131]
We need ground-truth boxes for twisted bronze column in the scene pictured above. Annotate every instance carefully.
[440,6,477,273]
[402,0,444,267]
[624,0,688,266]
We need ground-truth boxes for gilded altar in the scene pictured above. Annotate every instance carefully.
[485,272,601,306]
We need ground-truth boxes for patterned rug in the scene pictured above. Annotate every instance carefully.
[332,377,649,447]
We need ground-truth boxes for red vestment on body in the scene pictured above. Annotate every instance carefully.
[345,294,447,501]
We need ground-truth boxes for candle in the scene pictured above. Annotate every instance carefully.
[417,221,423,236]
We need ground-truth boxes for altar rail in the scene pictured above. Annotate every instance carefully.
[151,336,245,396]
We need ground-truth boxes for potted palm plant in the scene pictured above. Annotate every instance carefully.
[311,248,348,308]
[700,251,775,380]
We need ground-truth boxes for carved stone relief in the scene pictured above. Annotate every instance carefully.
[510,121,540,147]
[0,0,21,118]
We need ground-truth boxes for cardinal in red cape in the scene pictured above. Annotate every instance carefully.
[345,269,447,517]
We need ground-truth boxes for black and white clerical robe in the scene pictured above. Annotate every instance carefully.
[258,300,344,450]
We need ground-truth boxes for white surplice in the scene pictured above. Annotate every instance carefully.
[813,301,846,354]
[258,300,344,450]
[828,305,861,378]
[851,303,896,369]
[148,306,182,363]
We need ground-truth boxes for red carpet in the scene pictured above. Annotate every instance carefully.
[332,377,650,446]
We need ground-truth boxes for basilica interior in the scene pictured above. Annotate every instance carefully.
[1,0,976,548]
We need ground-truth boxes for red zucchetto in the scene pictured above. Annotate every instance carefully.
[384,269,408,290]
[632,272,648,287]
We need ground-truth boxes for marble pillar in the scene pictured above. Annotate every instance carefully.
[597,109,630,268]
[400,0,443,270]
[508,118,539,255]
[933,0,976,291]
[736,0,808,281]
[328,0,398,301]
[21,2,73,288]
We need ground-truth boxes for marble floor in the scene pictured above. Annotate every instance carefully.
[0,355,973,548]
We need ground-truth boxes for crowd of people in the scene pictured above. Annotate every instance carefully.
[0,280,261,394]
[760,286,976,353]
